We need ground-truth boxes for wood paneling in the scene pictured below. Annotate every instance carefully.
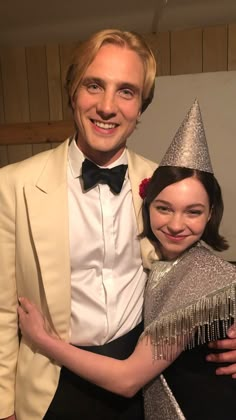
[0,121,74,145]
[0,47,29,123]
[0,22,235,158]
[26,46,50,121]
[228,23,236,70]
[46,44,63,120]
[144,32,171,76]
[59,43,78,121]
[0,61,5,123]
[203,25,228,72]
[0,145,8,167]
[51,142,61,148]
[7,144,32,164]
[32,143,52,155]
[157,31,171,76]
[171,28,202,75]
[1,143,53,164]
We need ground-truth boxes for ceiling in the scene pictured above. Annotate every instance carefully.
[0,0,236,46]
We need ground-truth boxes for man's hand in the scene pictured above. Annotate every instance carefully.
[206,324,236,378]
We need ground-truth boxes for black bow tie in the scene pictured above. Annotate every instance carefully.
[81,159,128,194]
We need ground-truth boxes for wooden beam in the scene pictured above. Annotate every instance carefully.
[0,120,74,145]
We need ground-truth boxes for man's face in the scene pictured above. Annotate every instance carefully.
[72,44,145,165]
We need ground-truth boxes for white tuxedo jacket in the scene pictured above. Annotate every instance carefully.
[0,139,157,419]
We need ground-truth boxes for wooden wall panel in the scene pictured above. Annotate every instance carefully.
[0,22,235,161]
[7,144,32,164]
[144,32,171,76]
[228,23,236,70]
[203,25,228,72]
[0,47,29,123]
[0,121,74,145]
[32,143,52,155]
[46,44,63,120]
[51,142,61,148]
[0,145,8,167]
[59,43,78,121]
[26,46,50,121]
[157,31,171,76]
[0,61,5,123]
[171,28,202,75]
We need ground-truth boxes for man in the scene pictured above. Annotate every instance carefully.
[0,29,235,420]
[0,29,157,420]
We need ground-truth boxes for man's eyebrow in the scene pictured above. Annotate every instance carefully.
[81,77,104,85]
[120,82,141,94]
[81,77,141,94]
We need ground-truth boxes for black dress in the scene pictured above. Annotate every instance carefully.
[164,341,236,420]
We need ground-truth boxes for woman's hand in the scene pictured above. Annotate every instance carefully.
[18,297,53,349]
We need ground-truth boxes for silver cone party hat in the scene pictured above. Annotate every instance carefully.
[160,99,213,173]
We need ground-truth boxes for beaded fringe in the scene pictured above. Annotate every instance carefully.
[141,283,236,360]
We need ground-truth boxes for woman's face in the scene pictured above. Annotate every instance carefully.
[149,176,211,260]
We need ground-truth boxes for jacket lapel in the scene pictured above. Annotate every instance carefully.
[24,140,71,337]
[127,148,160,269]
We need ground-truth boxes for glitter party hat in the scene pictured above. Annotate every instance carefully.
[160,99,213,173]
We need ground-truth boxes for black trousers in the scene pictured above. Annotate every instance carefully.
[44,322,144,420]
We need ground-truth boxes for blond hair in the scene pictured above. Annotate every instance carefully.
[65,29,157,113]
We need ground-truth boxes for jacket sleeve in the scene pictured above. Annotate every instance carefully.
[0,167,19,417]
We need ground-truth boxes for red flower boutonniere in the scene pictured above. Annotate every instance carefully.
[139,177,151,199]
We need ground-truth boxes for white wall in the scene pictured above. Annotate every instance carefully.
[128,71,236,260]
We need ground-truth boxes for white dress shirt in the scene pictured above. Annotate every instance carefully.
[68,138,147,345]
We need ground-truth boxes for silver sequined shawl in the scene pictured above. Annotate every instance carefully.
[141,243,236,420]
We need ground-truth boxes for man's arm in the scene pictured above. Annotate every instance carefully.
[0,169,19,417]
[206,325,236,377]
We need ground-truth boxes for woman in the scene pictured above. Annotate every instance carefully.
[18,100,236,419]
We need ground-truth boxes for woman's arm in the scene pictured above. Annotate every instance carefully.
[18,297,179,397]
